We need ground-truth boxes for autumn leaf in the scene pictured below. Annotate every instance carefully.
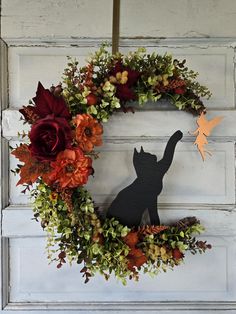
[11,144,51,185]
[138,225,169,236]
[11,144,31,163]
[127,248,147,271]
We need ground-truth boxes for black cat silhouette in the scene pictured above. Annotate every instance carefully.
[107,130,183,227]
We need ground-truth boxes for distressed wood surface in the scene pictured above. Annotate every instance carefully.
[3,109,236,139]
[2,206,236,237]
[2,0,236,40]
[2,42,236,311]
[2,0,236,312]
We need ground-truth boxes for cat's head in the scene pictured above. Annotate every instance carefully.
[133,146,157,177]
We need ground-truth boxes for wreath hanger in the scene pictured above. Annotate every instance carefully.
[112,0,120,54]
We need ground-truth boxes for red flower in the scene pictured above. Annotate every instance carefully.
[116,85,137,101]
[46,148,92,188]
[172,248,184,260]
[29,115,72,162]
[123,231,139,247]
[111,62,140,87]
[127,248,147,271]
[33,82,70,120]
[174,87,186,95]
[86,93,98,106]
[110,61,140,101]
[122,231,147,271]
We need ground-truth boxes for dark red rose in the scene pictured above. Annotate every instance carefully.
[32,82,70,120]
[29,115,72,161]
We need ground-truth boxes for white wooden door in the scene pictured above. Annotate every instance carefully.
[1,1,236,313]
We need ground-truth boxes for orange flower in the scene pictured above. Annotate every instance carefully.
[123,231,139,247]
[46,148,92,188]
[127,248,147,271]
[122,231,147,271]
[73,114,103,152]
[172,248,184,260]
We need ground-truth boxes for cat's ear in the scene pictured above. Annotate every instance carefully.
[133,148,139,160]
[140,146,145,153]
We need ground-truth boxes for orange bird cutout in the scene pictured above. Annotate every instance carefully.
[192,112,223,161]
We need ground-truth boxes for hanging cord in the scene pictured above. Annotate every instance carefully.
[112,0,120,54]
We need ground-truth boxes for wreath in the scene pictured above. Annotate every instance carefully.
[12,45,212,285]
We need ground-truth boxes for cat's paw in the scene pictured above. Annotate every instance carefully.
[174,130,183,141]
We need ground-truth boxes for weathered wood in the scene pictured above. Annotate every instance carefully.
[2,0,236,311]
[3,109,236,139]
[2,0,236,40]
[0,39,9,311]
[2,206,236,237]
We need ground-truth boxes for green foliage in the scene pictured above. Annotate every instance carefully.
[32,184,133,284]
[31,182,211,284]
[28,45,212,284]
[62,45,211,122]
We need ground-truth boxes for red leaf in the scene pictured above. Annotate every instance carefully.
[12,144,51,185]
[11,144,31,163]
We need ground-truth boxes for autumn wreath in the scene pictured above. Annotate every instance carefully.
[12,45,211,284]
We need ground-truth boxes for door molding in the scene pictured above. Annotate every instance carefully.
[3,36,236,48]
[3,301,236,311]
[0,37,9,310]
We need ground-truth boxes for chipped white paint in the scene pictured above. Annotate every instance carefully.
[2,206,236,237]
[2,0,236,312]
[1,0,113,40]
[3,109,236,139]
[2,0,236,40]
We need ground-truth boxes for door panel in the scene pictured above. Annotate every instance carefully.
[2,43,236,312]
[1,1,236,312]
[8,237,233,303]
[7,46,234,109]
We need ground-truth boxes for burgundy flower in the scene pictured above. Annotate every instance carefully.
[29,115,72,161]
[111,62,140,84]
[110,61,140,101]
[32,82,70,120]
[116,84,136,101]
